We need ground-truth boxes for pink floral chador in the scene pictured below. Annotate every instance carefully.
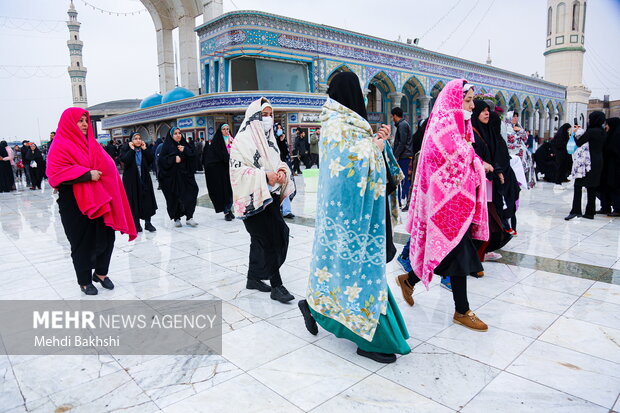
[405,79,489,287]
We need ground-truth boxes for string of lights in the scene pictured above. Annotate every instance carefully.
[79,0,147,16]
[0,65,67,80]
[0,16,65,33]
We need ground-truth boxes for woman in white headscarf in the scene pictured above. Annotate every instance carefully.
[230,97,296,303]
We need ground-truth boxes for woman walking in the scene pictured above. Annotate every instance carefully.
[397,79,489,331]
[0,141,15,192]
[202,124,235,221]
[46,108,137,295]
[551,123,572,186]
[25,143,45,190]
[565,111,607,220]
[157,127,199,227]
[120,132,158,232]
[297,72,410,364]
[229,97,296,303]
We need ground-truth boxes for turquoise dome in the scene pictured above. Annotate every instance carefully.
[140,93,163,109]
[162,87,196,104]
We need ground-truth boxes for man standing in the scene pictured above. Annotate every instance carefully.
[391,107,413,207]
[309,128,320,168]
[294,130,311,170]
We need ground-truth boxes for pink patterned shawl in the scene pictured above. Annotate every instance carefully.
[405,79,489,287]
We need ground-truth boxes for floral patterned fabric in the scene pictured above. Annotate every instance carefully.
[306,98,403,341]
[571,142,591,179]
[229,98,295,219]
[405,79,489,288]
[505,114,536,189]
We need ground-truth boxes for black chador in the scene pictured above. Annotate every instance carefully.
[202,124,234,219]
[157,127,199,222]
[120,134,158,231]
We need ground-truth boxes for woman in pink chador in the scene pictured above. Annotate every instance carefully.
[395,79,490,331]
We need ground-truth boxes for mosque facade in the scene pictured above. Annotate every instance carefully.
[102,11,566,142]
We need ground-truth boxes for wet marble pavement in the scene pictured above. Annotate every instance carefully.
[0,173,619,412]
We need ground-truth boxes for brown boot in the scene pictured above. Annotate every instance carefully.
[395,273,415,306]
[453,310,488,331]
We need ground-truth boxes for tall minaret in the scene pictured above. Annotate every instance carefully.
[544,0,590,126]
[67,0,88,108]
[486,40,492,65]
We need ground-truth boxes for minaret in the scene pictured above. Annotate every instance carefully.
[486,40,492,65]
[544,0,590,125]
[67,0,88,108]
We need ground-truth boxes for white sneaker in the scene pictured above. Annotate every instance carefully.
[186,218,198,227]
[484,252,502,261]
[174,219,182,228]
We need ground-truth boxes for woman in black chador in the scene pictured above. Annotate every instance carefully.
[157,127,199,227]
[25,143,45,190]
[0,141,15,192]
[202,124,235,221]
[120,132,158,232]
[550,123,572,185]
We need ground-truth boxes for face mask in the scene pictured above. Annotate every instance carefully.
[276,129,283,137]
[463,110,472,121]
[262,116,274,133]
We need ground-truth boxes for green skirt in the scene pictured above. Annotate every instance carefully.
[309,287,411,355]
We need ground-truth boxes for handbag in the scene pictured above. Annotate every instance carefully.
[17,160,24,169]
[30,160,38,168]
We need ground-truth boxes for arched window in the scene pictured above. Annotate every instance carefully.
[76,61,80,67]
[74,35,77,40]
[78,85,83,97]
[556,3,566,33]
[547,7,552,35]
[572,1,580,31]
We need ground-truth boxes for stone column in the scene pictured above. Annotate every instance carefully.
[528,110,534,131]
[203,0,223,22]
[156,27,175,94]
[418,95,431,120]
[388,92,405,109]
[411,100,418,125]
[178,16,199,94]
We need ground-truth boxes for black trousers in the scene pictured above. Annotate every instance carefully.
[408,272,470,314]
[570,184,597,216]
[58,186,116,286]
[243,195,289,287]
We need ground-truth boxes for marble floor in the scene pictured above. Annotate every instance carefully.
[0,173,619,413]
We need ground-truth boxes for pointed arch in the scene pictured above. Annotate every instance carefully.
[402,75,426,98]
[495,91,507,110]
[367,71,397,94]
[546,100,555,115]
[430,80,445,98]
[509,94,521,112]
[327,64,354,86]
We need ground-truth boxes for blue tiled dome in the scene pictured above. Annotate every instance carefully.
[162,87,196,104]
[140,93,163,109]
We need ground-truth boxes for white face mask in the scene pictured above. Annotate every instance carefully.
[463,110,472,121]
[262,116,274,133]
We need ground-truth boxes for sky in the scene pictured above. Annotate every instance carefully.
[1,0,619,143]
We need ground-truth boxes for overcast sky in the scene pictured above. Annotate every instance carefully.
[1,0,619,142]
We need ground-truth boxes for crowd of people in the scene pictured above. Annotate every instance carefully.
[1,73,619,365]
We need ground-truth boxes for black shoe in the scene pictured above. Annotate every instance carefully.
[80,284,98,295]
[225,212,234,221]
[136,224,143,232]
[246,279,271,292]
[298,299,318,335]
[92,275,115,290]
[582,214,594,219]
[144,222,157,232]
[356,348,396,364]
[270,285,294,303]
[283,213,295,219]
[564,213,581,221]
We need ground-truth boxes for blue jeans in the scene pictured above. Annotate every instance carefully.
[397,158,411,202]
[281,197,292,215]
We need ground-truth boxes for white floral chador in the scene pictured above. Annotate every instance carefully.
[306,98,403,341]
